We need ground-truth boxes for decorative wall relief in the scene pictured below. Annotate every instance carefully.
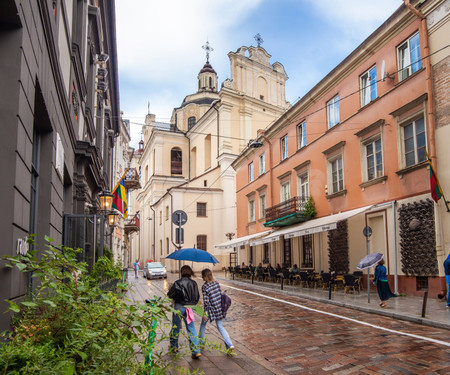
[328,220,349,274]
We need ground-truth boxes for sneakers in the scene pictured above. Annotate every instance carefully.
[192,352,202,359]
[226,345,235,356]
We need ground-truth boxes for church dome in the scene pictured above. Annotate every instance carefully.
[199,61,216,75]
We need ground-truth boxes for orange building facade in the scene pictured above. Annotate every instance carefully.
[227,1,449,298]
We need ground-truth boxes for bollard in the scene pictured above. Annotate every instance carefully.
[232,271,235,280]
[251,272,254,284]
[421,290,428,318]
[328,281,332,300]
[281,276,284,290]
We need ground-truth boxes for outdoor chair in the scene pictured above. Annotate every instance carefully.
[344,274,360,294]
[321,272,335,290]
[268,269,278,282]
[255,269,265,281]
[353,271,364,290]
[299,272,310,288]
[281,269,292,285]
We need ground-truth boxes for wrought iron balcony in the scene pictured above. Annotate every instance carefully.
[124,168,141,190]
[124,213,140,234]
[264,196,311,227]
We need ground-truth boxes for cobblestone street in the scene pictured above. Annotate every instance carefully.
[128,271,450,374]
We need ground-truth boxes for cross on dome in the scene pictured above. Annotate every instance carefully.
[202,41,214,62]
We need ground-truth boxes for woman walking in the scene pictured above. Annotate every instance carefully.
[168,265,202,359]
[373,258,396,308]
[199,268,234,352]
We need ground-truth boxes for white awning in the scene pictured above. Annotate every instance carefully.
[214,230,273,249]
[250,205,375,245]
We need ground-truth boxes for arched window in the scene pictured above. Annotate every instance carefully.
[204,134,211,170]
[209,77,212,88]
[188,116,196,130]
[191,147,197,178]
[171,148,182,175]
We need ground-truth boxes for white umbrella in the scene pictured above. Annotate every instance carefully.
[357,252,384,270]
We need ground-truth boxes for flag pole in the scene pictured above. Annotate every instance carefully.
[425,148,450,212]
[112,170,128,193]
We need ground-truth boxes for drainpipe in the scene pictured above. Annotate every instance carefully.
[392,200,398,294]
[168,190,179,249]
[257,130,274,208]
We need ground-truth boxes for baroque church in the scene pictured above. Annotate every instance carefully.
[131,41,290,271]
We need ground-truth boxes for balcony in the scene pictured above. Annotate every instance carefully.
[124,213,140,234]
[264,196,312,227]
[124,168,141,191]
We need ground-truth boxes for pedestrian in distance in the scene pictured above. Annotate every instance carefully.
[199,268,234,353]
[373,258,397,308]
[444,253,450,309]
[133,259,140,278]
[167,265,202,359]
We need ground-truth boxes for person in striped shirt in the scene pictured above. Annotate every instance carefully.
[199,268,234,352]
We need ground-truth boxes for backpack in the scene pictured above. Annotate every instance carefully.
[221,292,231,317]
[168,281,187,302]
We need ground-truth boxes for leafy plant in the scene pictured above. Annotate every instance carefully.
[303,196,317,218]
[0,236,193,374]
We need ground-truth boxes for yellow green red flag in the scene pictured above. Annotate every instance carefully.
[112,173,128,218]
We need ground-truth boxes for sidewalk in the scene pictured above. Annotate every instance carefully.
[126,271,289,375]
[216,272,450,330]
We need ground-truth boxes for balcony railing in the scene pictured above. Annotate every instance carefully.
[124,168,141,190]
[124,213,140,234]
[264,196,310,227]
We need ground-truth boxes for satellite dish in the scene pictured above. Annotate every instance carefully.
[381,60,386,82]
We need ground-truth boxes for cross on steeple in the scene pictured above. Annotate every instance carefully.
[254,33,264,47]
[202,41,214,62]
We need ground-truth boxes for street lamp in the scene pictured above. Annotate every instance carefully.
[225,232,235,241]
[99,190,114,213]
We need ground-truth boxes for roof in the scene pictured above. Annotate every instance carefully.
[199,61,217,75]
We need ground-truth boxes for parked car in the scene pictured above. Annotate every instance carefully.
[143,262,167,280]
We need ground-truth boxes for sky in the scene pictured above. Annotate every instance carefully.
[115,0,403,147]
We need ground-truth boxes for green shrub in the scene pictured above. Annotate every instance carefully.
[303,196,317,218]
[0,236,179,374]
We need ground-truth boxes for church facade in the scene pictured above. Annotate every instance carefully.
[134,43,290,271]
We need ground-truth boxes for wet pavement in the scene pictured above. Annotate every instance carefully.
[127,270,450,374]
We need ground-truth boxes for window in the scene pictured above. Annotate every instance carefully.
[297,121,307,149]
[281,181,291,202]
[197,235,207,251]
[327,95,340,128]
[248,162,254,182]
[263,243,270,264]
[165,205,169,220]
[281,135,288,160]
[166,238,169,255]
[330,156,344,193]
[361,66,377,106]
[249,200,255,222]
[197,202,207,217]
[298,173,309,200]
[188,116,196,130]
[259,153,265,175]
[160,240,163,256]
[365,138,383,180]
[302,235,313,268]
[159,210,162,225]
[283,238,292,268]
[403,116,426,167]
[398,32,421,81]
[249,246,254,265]
[259,195,266,219]
[171,148,182,174]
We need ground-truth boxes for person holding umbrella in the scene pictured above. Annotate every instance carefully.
[373,258,396,308]
[168,265,202,359]
[444,253,450,309]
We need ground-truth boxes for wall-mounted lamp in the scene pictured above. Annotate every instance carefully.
[99,191,114,213]
[96,53,109,64]
[248,139,263,148]
[225,232,235,241]
[108,211,119,227]
[96,67,108,80]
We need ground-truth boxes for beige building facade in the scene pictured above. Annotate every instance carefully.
[134,45,290,271]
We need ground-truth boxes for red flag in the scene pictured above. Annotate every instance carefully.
[425,149,443,203]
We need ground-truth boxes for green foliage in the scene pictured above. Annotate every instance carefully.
[303,196,317,218]
[0,237,182,374]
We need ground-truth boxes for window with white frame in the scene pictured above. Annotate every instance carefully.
[248,162,254,182]
[327,95,340,128]
[298,172,309,200]
[259,194,266,219]
[281,181,291,202]
[365,138,383,180]
[259,153,265,175]
[398,32,421,81]
[402,116,426,167]
[329,155,344,193]
[297,121,307,149]
[281,135,288,160]
[361,66,377,106]
[249,199,255,222]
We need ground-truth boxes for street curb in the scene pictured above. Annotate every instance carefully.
[216,276,450,331]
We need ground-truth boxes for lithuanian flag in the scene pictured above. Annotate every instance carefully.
[112,173,128,218]
[425,148,443,203]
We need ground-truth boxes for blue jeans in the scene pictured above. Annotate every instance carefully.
[447,283,450,306]
[169,304,200,354]
[199,318,233,349]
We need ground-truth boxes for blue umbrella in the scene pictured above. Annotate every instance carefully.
[166,248,219,264]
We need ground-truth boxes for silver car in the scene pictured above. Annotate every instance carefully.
[143,262,167,280]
